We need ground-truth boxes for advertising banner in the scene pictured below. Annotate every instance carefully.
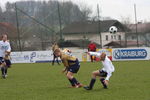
[112,48,150,61]
[11,51,53,63]
[11,50,83,63]
[96,49,112,61]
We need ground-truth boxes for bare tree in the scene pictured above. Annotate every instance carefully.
[120,16,132,25]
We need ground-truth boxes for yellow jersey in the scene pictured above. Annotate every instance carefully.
[60,52,78,68]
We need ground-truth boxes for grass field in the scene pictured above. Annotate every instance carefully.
[0,61,150,100]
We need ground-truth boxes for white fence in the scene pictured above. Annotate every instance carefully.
[10,47,150,63]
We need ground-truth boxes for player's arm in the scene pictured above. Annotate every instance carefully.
[4,43,11,59]
[6,42,11,54]
[62,67,68,74]
[61,58,69,73]
[88,52,101,57]
[62,59,69,67]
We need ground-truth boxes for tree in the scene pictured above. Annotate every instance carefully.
[120,16,132,25]
[0,6,3,21]
[2,0,93,51]
[78,4,92,21]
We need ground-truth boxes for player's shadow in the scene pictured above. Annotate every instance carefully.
[46,86,77,92]
[80,88,107,93]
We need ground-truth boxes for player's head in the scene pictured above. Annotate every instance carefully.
[100,53,106,61]
[54,48,61,57]
[2,34,8,42]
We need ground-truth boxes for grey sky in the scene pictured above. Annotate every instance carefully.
[0,0,150,22]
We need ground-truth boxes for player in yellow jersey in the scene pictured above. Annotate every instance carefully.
[54,48,83,88]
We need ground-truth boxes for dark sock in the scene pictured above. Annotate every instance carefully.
[52,60,55,65]
[72,78,80,85]
[5,68,7,74]
[1,67,5,75]
[56,59,60,65]
[89,78,96,89]
[100,78,107,88]
[68,79,75,86]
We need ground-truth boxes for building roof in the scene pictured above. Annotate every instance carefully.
[126,23,150,33]
[58,39,101,48]
[62,20,127,34]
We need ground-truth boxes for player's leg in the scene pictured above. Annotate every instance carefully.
[4,59,11,77]
[52,54,56,65]
[1,66,5,78]
[66,71,83,88]
[0,58,3,77]
[1,63,6,79]
[99,70,108,89]
[56,57,60,65]
[66,64,82,88]
[66,72,76,87]
[90,55,93,62]
[84,70,100,90]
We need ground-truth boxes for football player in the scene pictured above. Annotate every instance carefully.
[0,34,11,79]
[84,52,115,90]
[54,48,83,88]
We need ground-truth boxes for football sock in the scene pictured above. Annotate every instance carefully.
[5,68,7,74]
[56,59,60,65]
[68,79,75,86]
[72,78,80,85]
[1,67,5,75]
[89,78,96,89]
[100,78,107,88]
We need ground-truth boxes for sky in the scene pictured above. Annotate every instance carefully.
[0,0,150,23]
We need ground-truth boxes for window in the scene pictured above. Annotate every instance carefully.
[106,35,108,41]
[114,35,116,40]
[118,35,121,40]
[111,35,113,39]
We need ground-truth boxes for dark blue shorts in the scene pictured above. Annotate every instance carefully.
[0,57,5,64]
[0,57,11,67]
[5,59,12,67]
[67,60,80,73]
[99,70,108,77]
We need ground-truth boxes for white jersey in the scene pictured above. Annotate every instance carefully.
[0,40,11,57]
[89,52,115,80]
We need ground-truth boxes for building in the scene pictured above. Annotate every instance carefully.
[126,22,150,47]
[61,20,127,48]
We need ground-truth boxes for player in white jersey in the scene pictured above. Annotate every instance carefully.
[0,34,11,79]
[84,52,115,90]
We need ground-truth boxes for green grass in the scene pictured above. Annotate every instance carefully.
[0,61,150,100]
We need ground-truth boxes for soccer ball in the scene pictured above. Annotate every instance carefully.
[109,26,117,34]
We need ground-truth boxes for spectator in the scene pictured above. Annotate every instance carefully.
[88,41,96,62]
